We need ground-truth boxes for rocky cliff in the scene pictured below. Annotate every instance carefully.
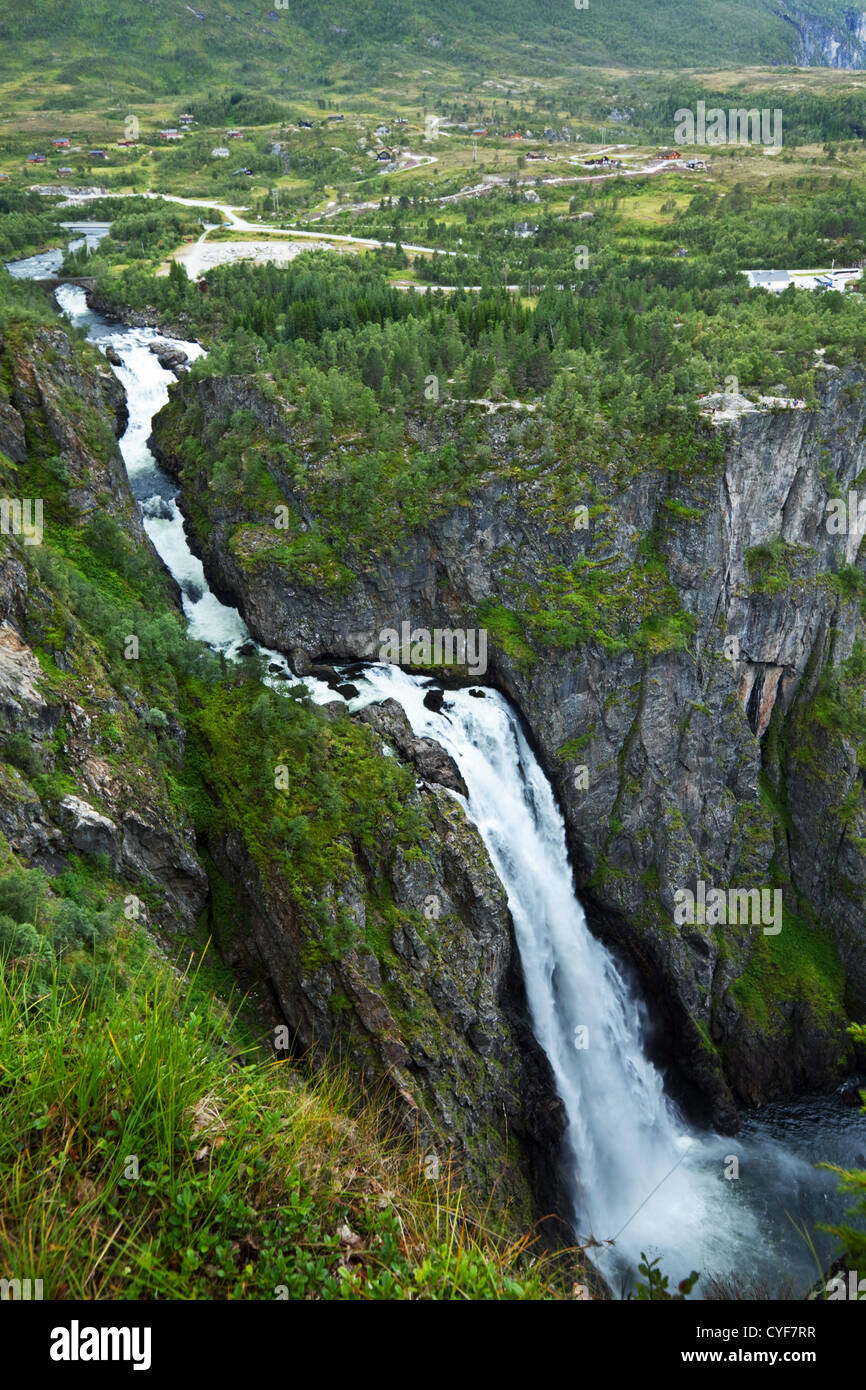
[152,367,866,1129]
[774,7,866,67]
[205,694,569,1233]
[0,320,206,930]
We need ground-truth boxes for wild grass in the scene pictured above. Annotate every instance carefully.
[0,942,572,1300]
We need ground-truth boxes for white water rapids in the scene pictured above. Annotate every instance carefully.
[43,276,863,1298]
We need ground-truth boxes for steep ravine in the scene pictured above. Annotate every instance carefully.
[0,294,575,1252]
[152,368,866,1129]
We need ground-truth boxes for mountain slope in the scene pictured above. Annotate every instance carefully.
[3,0,866,113]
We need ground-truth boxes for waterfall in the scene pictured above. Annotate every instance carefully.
[44,281,861,1299]
[342,664,758,1290]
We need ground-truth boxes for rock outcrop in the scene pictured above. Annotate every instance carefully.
[775,7,866,68]
[210,723,568,1232]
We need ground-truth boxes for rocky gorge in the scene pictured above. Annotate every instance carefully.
[151,365,866,1134]
[0,305,575,1251]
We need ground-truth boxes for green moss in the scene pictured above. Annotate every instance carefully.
[744,538,816,596]
[475,600,536,668]
[730,904,847,1042]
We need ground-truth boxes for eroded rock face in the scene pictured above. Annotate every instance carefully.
[780,8,866,69]
[153,366,866,1124]
[0,555,208,928]
[58,793,119,861]
[0,621,54,733]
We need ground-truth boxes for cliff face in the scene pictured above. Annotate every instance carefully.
[0,322,205,930]
[152,367,866,1128]
[775,7,866,67]
[208,696,569,1231]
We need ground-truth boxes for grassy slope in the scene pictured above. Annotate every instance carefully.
[1,921,568,1300]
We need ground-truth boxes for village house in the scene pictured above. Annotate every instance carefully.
[327,114,345,122]
[57,167,74,174]
[298,120,313,128]
[227,129,243,138]
[685,158,706,170]
[657,149,681,161]
[211,147,230,158]
[52,138,70,148]
[179,114,194,125]
[27,153,46,163]
[160,129,181,140]
[0,173,10,182]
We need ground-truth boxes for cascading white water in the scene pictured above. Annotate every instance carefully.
[342,665,761,1290]
[43,281,863,1299]
[54,284,326,685]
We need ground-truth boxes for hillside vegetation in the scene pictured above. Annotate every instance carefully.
[0,0,859,110]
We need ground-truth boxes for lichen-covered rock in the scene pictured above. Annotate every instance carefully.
[58,793,120,862]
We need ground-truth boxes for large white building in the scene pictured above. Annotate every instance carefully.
[744,267,862,293]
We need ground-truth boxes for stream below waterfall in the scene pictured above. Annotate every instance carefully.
[9,243,863,1298]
